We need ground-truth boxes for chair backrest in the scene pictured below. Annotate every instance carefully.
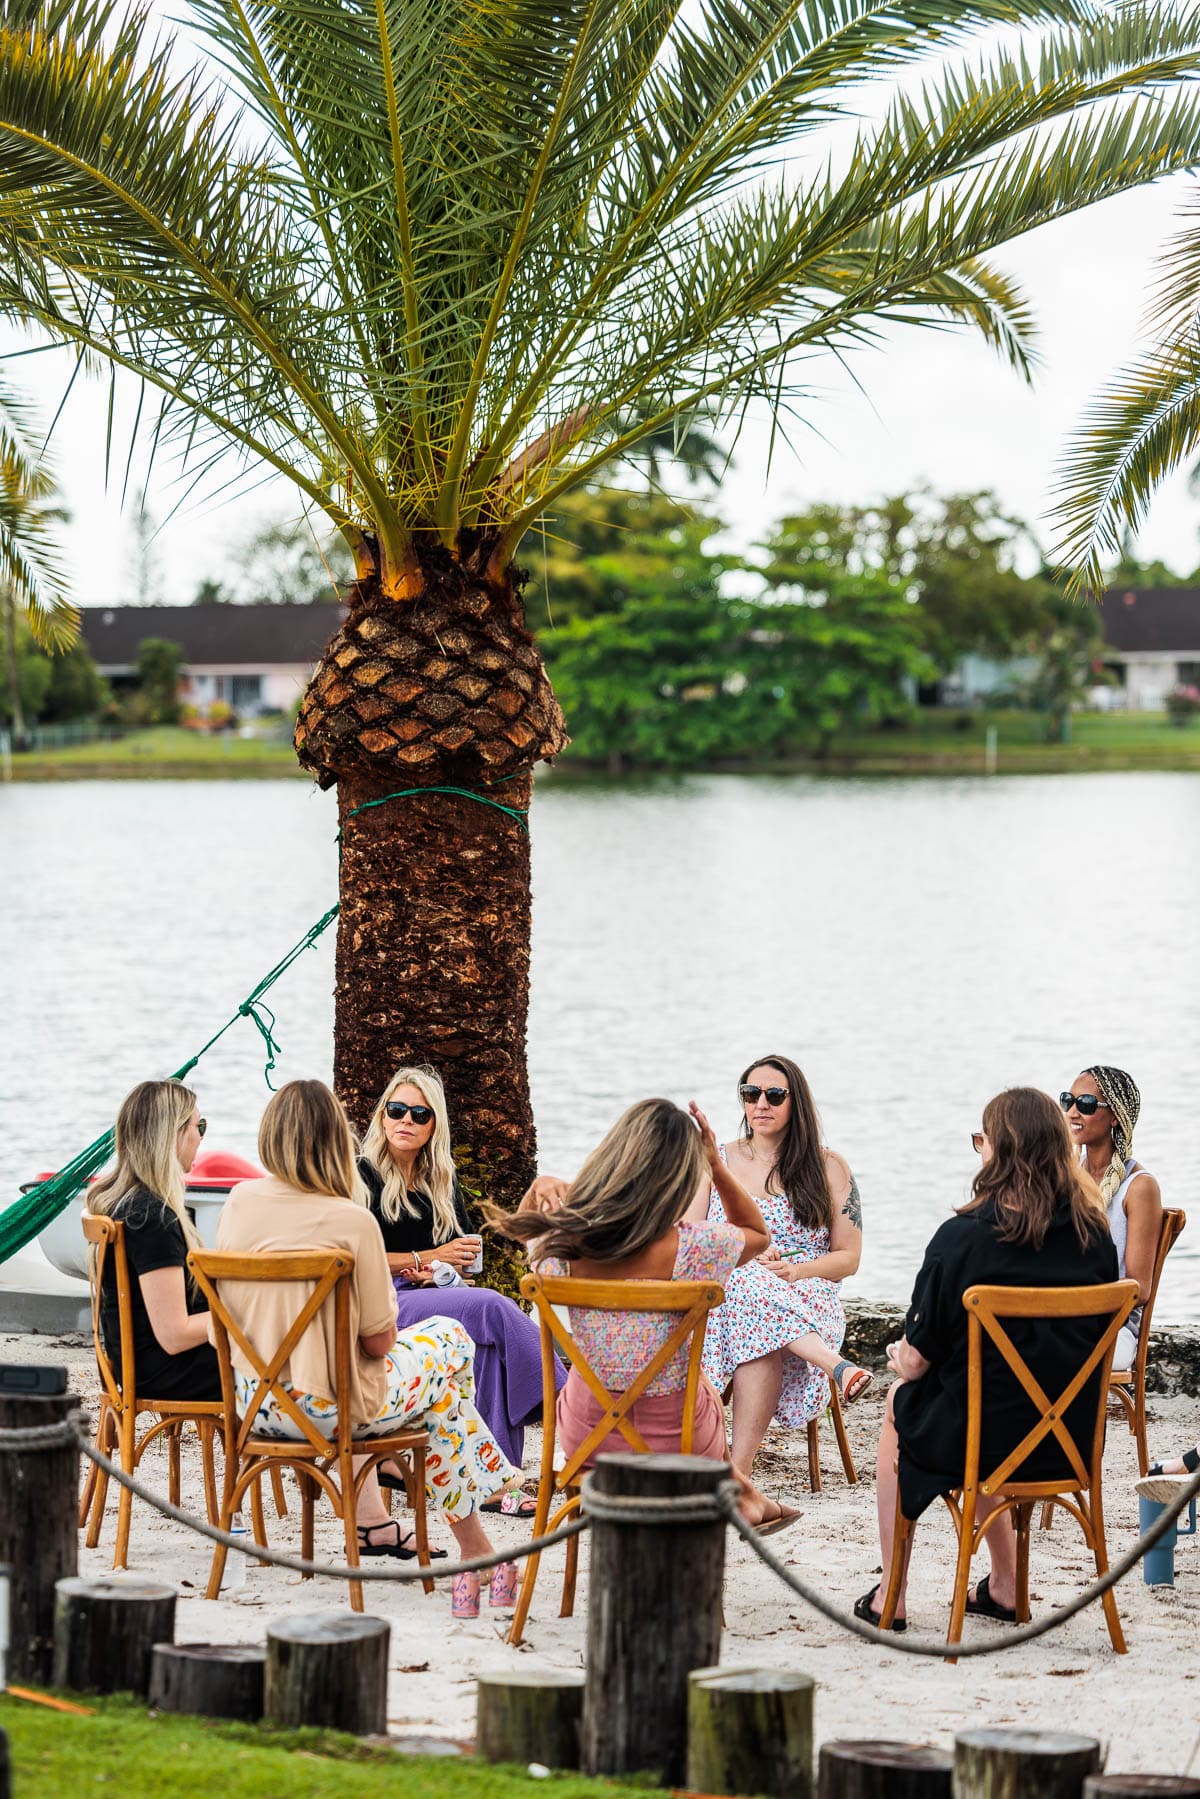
[520,1271,726,1491]
[188,1250,355,1460]
[1128,1208,1186,1388]
[82,1212,134,1411]
[962,1280,1138,1500]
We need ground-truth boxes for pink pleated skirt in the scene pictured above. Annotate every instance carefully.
[556,1369,727,1467]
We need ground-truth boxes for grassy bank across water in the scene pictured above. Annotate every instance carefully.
[0,1693,652,1799]
[5,712,1200,779]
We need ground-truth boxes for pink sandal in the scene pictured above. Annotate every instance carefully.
[451,1571,480,1619]
[489,1561,519,1610]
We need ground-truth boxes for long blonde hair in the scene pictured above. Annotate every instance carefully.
[492,1098,705,1263]
[360,1065,458,1241]
[258,1079,365,1202]
[89,1079,202,1253]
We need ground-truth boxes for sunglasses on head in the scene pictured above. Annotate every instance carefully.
[1059,1093,1110,1117]
[740,1085,788,1106]
[385,1099,434,1125]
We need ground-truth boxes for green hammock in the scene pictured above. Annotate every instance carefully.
[0,781,530,1268]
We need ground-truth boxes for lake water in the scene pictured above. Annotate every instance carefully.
[2,771,1198,1320]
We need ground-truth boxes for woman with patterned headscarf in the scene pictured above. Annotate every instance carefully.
[1061,1065,1161,1373]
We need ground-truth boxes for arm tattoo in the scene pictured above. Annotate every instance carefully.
[841,1174,862,1231]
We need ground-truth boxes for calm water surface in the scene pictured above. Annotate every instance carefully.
[2,772,1198,1320]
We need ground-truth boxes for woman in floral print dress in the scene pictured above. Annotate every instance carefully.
[691,1054,867,1475]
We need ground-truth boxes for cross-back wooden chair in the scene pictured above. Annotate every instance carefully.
[1111,1208,1186,1476]
[806,1383,858,1491]
[190,1248,433,1612]
[877,1279,1137,1657]
[508,1270,727,1647]
[79,1212,224,1569]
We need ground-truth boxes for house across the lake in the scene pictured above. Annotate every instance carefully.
[78,602,345,716]
[1099,587,1200,709]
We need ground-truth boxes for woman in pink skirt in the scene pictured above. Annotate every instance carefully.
[493,1096,797,1531]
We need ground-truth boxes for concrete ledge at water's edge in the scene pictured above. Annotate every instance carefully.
[843,1298,1200,1399]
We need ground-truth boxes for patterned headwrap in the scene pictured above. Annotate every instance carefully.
[1083,1064,1141,1206]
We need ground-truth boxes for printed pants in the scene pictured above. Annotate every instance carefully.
[234,1316,518,1522]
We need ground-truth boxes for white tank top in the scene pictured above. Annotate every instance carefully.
[1107,1160,1150,1339]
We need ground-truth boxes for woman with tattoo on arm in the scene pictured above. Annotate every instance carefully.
[687,1054,866,1478]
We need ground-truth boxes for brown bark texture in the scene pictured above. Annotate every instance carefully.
[293,543,568,1231]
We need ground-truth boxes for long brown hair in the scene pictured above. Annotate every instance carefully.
[258,1080,365,1204]
[961,1087,1107,1250]
[739,1053,832,1231]
[491,1098,705,1263]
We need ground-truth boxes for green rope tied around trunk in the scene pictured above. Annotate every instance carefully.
[0,780,528,1265]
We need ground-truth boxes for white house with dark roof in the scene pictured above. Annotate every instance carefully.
[78,602,345,715]
[1100,587,1200,709]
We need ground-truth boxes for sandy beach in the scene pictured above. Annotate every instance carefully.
[7,1326,1200,1777]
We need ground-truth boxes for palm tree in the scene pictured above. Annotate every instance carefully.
[0,380,72,748]
[3,1,1200,1203]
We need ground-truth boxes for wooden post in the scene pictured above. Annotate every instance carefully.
[955,1729,1103,1798]
[1084,1782,1200,1796]
[477,1670,585,1768]
[53,1577,176,1697]
[818,1740,953,1797]
[580,1453,727,1785]
[148,1644,267,1722]
[265,1612,389,1737]
[0,1726,9,1799]
[687,1666,814,1799]
[0,1394,79,1685]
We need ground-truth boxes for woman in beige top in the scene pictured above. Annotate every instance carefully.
[216,1080,523,1616]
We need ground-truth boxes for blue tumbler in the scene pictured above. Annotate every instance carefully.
[1138,1492,1197,1586]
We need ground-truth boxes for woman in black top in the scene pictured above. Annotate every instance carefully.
[359,1065,563,1495]
[87,1079,220,1401]
[856,1087,1118,1631]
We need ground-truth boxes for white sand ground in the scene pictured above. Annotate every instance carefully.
[6,1327,1200,1777]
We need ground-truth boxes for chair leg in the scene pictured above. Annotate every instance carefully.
[806,1419,822,1494]
[878,1503,914,1630]
[270,1464,288,1518]
[340,1452,364,1613]
[560,1487,581,1617]
[944,1492,976,1656]
[199,1420,219,1525]
[1134,1384,1150,1479]
[1040,1500,1056,1531]
[1014,1501,1034,1624]
[509,1481,556,1647]
[250,1474,269,1565]
[113,1412,137,1570]
[80,1400,109,1533]
[409,1451,434,1597]
[167,1422,182,1507]
[830,1386,858,1484]
[1086,1491,1127,1655]
[298,1470,315,1568]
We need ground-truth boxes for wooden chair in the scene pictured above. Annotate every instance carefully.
[877,1279,1137,1656]
[79,1212,223,1569]
[806,1382,858,1492]
[190,1248,433,1612]
[508,1271,726,1646]
[1110,1208,1186,1477]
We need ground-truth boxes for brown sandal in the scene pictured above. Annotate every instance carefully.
[833,1361,872,1404]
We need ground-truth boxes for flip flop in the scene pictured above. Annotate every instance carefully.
[964,1573,1016,1623]
[482,1489,539,1517]
[853,1587,907,1633]
[754,1501,802,1538]
[832,1360,873,1405]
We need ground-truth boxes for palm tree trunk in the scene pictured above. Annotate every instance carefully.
[2,583,26,748]
[295,543,568,1221]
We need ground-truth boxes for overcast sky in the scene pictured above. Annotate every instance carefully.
[3,77,1197,606]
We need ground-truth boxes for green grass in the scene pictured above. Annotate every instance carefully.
[0,1693,655,1799]
[8,711,1200,780]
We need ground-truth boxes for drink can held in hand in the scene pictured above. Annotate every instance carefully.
[465,1235,484,1275]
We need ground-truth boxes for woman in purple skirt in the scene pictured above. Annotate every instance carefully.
[358,1064,562,1509]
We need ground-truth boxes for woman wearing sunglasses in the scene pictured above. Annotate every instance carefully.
[1061,1067,1161,1376]
[87,1078,221,1402]
[357,1065,562,1504]
[688,1054,868,1479]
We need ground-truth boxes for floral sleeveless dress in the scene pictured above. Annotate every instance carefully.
[702,1148,848,1426]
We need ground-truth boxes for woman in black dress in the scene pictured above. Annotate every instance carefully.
[856,1086,1117,1631]
[87,1079,220,1400]
[358,1064,562,1499]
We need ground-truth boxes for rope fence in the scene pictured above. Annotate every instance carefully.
[6,1412,1200,1654]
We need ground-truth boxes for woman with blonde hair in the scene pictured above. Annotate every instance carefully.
[856,1087,1118,1631]
[493,1096,799,1532]
[216,1080,525,1617]
[88,1078,220,1401]
[358,1066,561,1499]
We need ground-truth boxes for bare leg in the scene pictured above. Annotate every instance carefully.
[730,1353,784,1470]
[972,1495,1016,1609]
[448,1511,494,1560]
[785,1330,866,1387]
[353,1461,390,1527]
[870,1383,910,1619]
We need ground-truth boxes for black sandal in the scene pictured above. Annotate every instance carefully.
[853,1587,907,1633]
[1149,1446,1200,1477]
[357,1521,446,1561]
[964,1573,1016,1623]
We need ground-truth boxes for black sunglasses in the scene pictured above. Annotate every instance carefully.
[739,1085,789,1106]
[196,1117,207,1138]
[971,1132,985,1154]
[1059,1093,1110,1117]
[385,1100,434,1125]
